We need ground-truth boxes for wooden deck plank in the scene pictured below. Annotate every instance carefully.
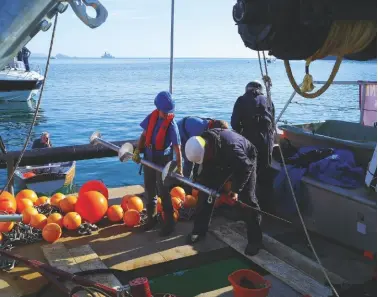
[211,224,333,297]
[0,280,22,297]
[227,221,346,285]
[41,243,81,275]
[69,245,122,290]
[41,243,86,296]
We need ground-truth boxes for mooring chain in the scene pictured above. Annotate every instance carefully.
[0,219,43,271]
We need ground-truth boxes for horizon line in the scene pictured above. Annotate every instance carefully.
[31,56,264,59]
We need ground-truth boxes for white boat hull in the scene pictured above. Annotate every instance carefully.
[0,89,38,102]
[0,68,44,103]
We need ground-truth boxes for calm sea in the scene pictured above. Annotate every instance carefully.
[0,58,376,189]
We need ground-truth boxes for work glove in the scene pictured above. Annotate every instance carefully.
[132,148,141,164]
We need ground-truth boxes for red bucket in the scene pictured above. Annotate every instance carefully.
[228,269,271,297]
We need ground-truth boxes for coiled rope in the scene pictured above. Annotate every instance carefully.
[284,20,377,99]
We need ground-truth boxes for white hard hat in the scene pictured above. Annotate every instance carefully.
[185,136,206,164]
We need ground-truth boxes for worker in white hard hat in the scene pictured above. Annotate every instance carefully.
[231,80,276,212]
[185,128,263,256]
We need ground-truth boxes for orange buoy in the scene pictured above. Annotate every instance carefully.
[22,206,39,224]
[16,189,38,204]
[30,213,47,230]
[79,180,109,200]
[0,190,17,214]
[162,210,179,222]
[0,221,14,233]
[47,213,64,228]
[50,193,65,207]
[42,223,62,243]
[124,196,144,212]
[35,196,50,206]
[184,195,197,208]
[59,195,77,213]
[17,198,34,214]
[170,186,186,201]
[23,172,36,179]
[0,233,2,242]
[107,205,124,222]
[157,197,163,213]
[191,188,199,198]
[120,194,134,211]
[63,212,82,230]
[171,197,182,210]
[76,191,108,224]
[123,209,141,227]
[223,181,232,193]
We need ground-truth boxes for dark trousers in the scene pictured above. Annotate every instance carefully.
[143,155,174,216]
[192,166,263,244]
[256,163,275,213]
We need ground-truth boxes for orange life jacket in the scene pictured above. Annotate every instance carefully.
[145,109,174,151]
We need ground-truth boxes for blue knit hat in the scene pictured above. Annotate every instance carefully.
[154,91,175,113]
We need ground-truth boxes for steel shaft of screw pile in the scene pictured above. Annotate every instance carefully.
[0,214,23,222]
[90,133,219,198]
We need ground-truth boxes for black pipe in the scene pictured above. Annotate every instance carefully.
[0,139,138,169]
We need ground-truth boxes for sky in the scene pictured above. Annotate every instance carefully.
[27,0,261,58]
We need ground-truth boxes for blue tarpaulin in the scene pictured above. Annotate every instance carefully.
[273,146,365,215]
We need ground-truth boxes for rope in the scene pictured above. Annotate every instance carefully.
[0,14,58,197]
[257,54,340,297]
[284,21,376,99]
[169,0,175,94]
[257,51,273,107]
[284,57,343,99]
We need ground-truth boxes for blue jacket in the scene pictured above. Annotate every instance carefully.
[177,116,212,177]
[177,117,212,146]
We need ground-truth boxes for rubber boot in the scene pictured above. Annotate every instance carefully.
[244,242,262,256]
[143,206,158,231]
[159,212,175,237]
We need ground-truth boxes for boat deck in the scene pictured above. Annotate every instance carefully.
[0,186,375,297]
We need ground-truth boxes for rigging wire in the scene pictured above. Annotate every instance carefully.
[169,0,175,94]
[257,51,340,297]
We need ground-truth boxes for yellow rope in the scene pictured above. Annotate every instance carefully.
[285,20,377,99]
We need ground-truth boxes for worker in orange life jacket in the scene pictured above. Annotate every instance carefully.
[132,91,183,236]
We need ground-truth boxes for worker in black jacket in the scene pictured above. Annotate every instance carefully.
[231,80,275,212]
[184,128,263,256]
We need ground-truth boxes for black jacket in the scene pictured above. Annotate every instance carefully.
[32,139,52,149]
[199,128,257,194]
[231,89,275,167]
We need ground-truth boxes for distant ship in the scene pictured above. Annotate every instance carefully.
[101,52,114,59]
